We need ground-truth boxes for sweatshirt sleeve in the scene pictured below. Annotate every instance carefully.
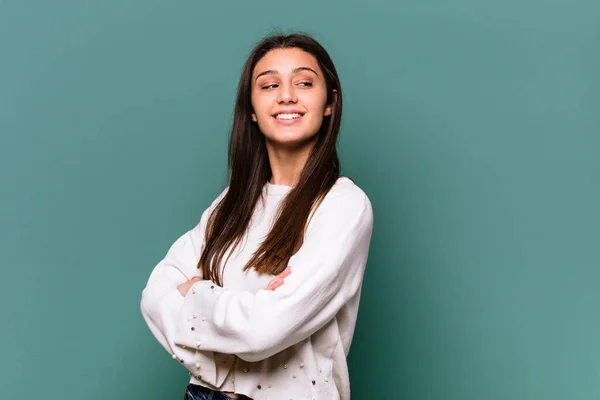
[140,190,230,386]
[172,190,374,363]
[139,212,205,355]
[140,188,228,354]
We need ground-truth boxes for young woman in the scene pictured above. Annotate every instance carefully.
[140,33,374,400]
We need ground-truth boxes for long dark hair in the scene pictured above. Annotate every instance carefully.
[198,32,343,285]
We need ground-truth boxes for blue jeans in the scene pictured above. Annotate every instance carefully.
[184,384,252,400]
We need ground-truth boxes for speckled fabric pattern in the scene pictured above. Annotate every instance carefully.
[142,177,374,400]
[184,384,252,400]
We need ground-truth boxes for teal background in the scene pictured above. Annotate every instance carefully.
[1,0,598,399]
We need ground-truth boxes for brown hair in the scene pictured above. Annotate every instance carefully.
[198,32,343,286]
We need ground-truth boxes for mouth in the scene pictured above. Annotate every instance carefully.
[272,112,305,125]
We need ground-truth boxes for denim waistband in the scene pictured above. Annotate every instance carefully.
[184,384,253,400]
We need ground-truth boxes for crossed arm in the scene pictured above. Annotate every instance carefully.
[177,265,291,297]
[141,190,373,363]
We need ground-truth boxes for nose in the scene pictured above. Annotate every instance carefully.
[277,82,297,104]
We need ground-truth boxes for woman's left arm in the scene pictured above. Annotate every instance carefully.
[172,192,374,363]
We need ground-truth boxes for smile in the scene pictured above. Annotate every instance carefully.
[273,113,304,124]
[275,113,303,120]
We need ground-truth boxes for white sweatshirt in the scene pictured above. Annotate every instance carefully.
[140,176,374,400]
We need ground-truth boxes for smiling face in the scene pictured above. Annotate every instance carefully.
[251,48,333,150]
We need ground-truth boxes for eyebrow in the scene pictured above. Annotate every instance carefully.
[254,67,319,82]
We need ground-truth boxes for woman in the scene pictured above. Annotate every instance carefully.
[140,32,374,400]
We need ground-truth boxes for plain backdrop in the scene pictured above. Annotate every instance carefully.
[0,0,599,399]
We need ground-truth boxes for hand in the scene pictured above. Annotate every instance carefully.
[266,266,292,291]
[177,276,202,297]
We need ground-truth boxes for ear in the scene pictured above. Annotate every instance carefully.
[251,113,257,122]
[323,89,338,117]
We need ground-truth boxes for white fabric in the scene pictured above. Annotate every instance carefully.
[140,177,373,400]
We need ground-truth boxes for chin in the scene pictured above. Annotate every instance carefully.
[266,133,318,150]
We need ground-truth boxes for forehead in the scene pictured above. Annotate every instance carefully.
[253,48,321,78]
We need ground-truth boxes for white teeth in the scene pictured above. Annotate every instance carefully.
[275,113,302,120]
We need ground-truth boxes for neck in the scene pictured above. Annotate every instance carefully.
[265,139,315,187]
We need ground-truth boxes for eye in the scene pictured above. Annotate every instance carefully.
[261,84,279,90]
[298,81,313,87]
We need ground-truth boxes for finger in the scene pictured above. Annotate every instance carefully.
[278,266,292,279]
[266,277,283,291]
[267,266,292,290]
[271,278,284,290]
[177,281,190,297]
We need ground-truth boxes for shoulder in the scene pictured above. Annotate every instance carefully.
[195,186,229,228]
[312,177,373,226]
[324,176,372,210]
[211,186,230,209]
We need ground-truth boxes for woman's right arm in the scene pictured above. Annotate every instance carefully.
[140,219,205,355]
[140,189,234,388]
[140,188,228,355]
